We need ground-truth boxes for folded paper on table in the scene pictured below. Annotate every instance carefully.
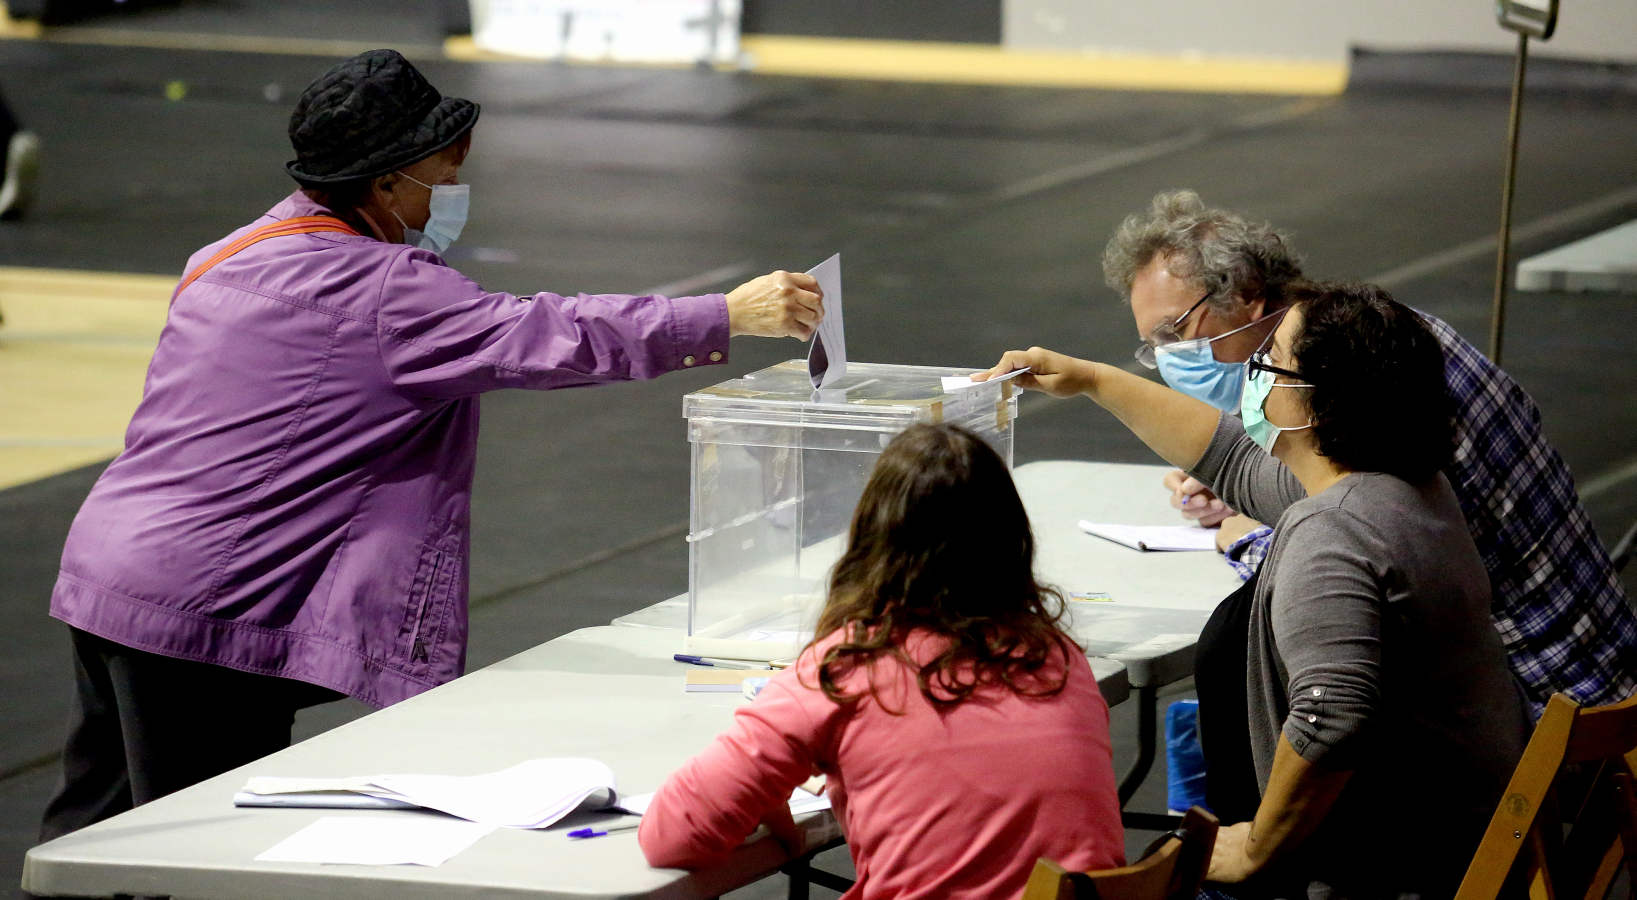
[1076,520,1218,552]
[237,758,633,829]
[255,816,496,867]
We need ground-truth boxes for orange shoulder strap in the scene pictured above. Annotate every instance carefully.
[172,215,361,300]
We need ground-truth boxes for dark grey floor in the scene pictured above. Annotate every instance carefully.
[2,6,1636,898]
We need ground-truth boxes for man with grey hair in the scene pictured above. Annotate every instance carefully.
[988,191,1634,819]
[1101,187,1634,708]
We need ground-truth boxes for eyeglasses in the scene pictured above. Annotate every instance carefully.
[1246,320,1308,383]
[1246,354,1305,382]
[1134,291,1212,369]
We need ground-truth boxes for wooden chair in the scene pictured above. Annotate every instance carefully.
[1021,806,1219,900]
[1456,691,1637,899]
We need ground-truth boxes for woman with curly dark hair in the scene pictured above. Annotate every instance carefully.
[986,282,1528,898]
[639,423,1124,897]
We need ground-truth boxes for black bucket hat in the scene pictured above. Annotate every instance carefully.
[286,49,480,186]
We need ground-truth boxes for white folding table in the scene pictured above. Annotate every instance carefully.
[23,624,1129,899]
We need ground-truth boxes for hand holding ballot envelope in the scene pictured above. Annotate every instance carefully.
[725,270,824,339]
[973,346,1099,398]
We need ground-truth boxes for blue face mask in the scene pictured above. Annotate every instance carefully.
[393,172,469,254]
[1240,358,1314,453]
[1154,341,1245,412]
[1153,311,1285,413]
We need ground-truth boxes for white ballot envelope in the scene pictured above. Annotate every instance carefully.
[806,253,845,389]
[940,367,1031,392]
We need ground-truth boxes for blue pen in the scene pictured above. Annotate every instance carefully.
[673,653,772,670]
[568,822,641,839]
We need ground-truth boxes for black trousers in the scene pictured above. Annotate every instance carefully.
[1194,570,1263,824]
[39,627,342,842]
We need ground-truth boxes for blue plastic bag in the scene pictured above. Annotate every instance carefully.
[1165,699,1210,814]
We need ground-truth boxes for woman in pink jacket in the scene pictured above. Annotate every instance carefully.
[639,423,1124,899]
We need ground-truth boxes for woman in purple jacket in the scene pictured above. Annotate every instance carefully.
[38,49,822,841]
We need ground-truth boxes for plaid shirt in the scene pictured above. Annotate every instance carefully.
[1226,312,1637,714]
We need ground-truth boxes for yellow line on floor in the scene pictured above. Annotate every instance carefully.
[0,267,173,490]
[738,36,1348,95]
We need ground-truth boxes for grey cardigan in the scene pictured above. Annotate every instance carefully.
[1191,415,1527,898]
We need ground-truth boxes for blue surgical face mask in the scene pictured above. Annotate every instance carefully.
[1240,359,1314,453]
[1154,342,1245,412]
[393,171,469,254]
[1153,310,1286,413]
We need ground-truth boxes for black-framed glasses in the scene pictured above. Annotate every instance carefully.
[1247,352,1305,382]
[1133,291,1212,369]
[1246,320,1308,382]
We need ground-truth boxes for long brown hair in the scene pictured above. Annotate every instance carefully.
[811,423,1076,708]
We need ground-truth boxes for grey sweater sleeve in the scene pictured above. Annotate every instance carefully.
[1188,414,1307,525]
[1269,502,1388,769]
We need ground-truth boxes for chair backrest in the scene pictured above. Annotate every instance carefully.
[1456,691,1637,900]
[1021,806,1219,900]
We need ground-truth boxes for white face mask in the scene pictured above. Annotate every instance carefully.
[392,171,469,254]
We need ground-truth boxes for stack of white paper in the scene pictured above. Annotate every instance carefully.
[238,758,622,829]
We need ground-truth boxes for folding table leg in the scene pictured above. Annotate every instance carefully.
[782,849,855,898]
[1118,683,1159,805]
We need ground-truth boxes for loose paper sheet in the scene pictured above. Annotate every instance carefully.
[240,758,617,829]
[806,253,845,389]
[1076,521,1219,552]
[255,816,496,867]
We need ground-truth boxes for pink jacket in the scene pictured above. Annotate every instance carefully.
[50,191,729,707]
[640,628,1124,899]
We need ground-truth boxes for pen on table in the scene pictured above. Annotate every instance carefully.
[673,653,774,670]
[567,822,642,839]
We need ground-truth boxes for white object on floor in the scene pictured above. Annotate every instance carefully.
[1516,219,1637,293]
[255,816,496,867]
[469,0,741,65]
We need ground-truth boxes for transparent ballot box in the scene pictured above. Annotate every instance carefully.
[683,360,1022,660]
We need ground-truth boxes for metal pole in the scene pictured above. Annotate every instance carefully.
[1490,31,1530,364]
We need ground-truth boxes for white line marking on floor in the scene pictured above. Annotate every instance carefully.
[1367,184,1637,287]
[985,98,1330,206]
[1581,454,1637,502]
[641,260,756,297]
